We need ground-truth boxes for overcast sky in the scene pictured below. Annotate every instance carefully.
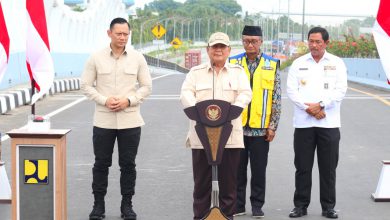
[134,0,380,25]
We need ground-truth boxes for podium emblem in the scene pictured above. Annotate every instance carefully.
[205,105,222,121]
[24,159,49,184]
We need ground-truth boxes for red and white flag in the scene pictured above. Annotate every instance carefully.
[373,0,390,85]
[26,0,54,104]
[0,2,10,84]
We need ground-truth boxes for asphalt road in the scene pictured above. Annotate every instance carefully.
[1,68,390,220]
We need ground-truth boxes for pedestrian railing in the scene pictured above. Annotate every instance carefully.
[143,54,189,74]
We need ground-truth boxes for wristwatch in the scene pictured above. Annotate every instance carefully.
[319,101,325,109]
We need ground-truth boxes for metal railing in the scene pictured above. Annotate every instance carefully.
[143,54,189,74]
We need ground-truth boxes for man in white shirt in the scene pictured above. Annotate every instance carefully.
[287,27,347,219]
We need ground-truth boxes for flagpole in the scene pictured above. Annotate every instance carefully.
[31,78,35,115]
[26,0,55,106]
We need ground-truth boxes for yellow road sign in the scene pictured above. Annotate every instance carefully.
[151,24,166,39]
[170,37,182,49]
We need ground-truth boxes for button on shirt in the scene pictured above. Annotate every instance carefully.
[287,51,347,128]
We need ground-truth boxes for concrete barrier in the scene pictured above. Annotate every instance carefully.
[0,78,80,114]
[344,58,389,89]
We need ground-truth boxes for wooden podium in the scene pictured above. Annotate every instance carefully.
[7,129,71,220]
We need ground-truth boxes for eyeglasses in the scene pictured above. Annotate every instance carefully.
[242,39,260,46]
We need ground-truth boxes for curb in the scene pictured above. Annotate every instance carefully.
[0,78,81,114]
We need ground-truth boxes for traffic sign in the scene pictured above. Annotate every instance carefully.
[170,37,182,49]
[151,24,166,39]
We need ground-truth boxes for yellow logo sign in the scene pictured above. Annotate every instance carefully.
[151,24,166,39]
[170,37,182,49]
[24,159,49,184]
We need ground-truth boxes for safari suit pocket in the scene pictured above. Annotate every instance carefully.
[195,83,213,101]
[222,80,238,102]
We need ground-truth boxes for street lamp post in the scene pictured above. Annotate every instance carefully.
[271,10,274,56]
[182,18,193,41]
[207,18,211,39]
[193,20,196,42]
[173,19,177,39]
[301,0,306,42]
[187,20,190,41]
[140,18,159,51]
[277,0,281,55]
[287,0,290,56]
[198,18,201,42]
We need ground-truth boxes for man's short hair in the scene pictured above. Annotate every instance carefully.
[110,17,130,30]
[308,27,329,42]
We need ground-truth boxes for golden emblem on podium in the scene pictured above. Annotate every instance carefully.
[205,105,222,121]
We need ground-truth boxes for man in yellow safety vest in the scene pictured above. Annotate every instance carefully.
[229,25,281,218]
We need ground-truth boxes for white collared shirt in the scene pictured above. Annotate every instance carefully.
[287,51,348,128]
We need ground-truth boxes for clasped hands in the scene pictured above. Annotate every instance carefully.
[105,96,130,112]
[305,102,326,120]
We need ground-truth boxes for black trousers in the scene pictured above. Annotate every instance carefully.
[92,126,141,200]
[293,127,340,211]
[236,136,269,211]
[192,148,241,220]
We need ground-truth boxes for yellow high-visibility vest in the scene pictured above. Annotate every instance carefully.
[229,53,278,128]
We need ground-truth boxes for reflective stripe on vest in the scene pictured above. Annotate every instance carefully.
[229,55,277,128]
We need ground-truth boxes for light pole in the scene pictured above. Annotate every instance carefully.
[160,17,174,44]
[187,20,190,41]
[265,17,272,54]
[301,0,306,42]
[287,0,290,56]
[198,18,202,42]
[139,18,159,50]
[271,10,274,56]
[277,0,281,55]
[207,18,211,39]
[193,19,196,42]
[181,18,192,41]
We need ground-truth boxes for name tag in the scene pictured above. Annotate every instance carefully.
[262,59,274,70]
[324,65,336,71]
[261,66,274,70]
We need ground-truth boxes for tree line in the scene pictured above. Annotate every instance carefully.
[128,0,376,48]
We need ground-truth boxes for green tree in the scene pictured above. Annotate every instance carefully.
[138,0,244,43]
[361,16,376,27]
[147,0,183,12]
[183,0,241,16]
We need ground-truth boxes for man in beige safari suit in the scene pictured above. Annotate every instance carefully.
[81,17,152,220]
[180,32,252,220]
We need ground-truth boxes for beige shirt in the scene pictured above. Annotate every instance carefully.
[180,62,252,149]
[81,46,152,129]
